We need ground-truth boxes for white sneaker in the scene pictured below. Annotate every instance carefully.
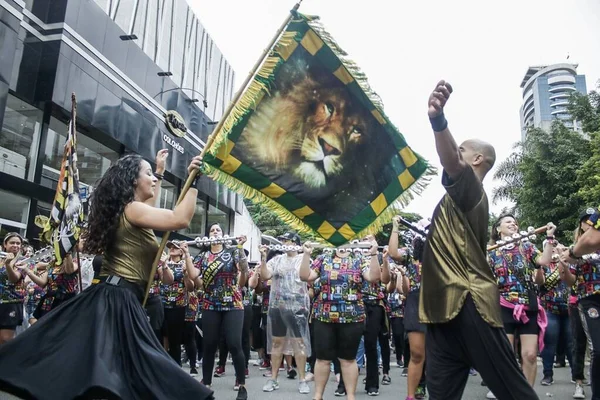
[298,380,310,394]
[262,379,279,392]
[573,383,586,399]
[486,391,497,399]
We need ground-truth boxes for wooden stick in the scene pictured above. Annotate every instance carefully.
[143,3,302,306]
[486,226,548,251]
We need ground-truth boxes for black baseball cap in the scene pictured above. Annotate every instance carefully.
[579,207,598,223]
[278,232,301,246]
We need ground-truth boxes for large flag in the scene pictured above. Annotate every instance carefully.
[42,94,84,264]
[202,12,434,246]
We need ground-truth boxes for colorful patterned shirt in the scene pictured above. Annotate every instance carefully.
[0,262,25,304]
[195,248,243,311]
[46,266,79,297]
[25,279,46,316]
[261,279,271,315]
[406,261,422,293]
[569,250,600,300]
[242,271,253,307]
[148,270,161,296]
[362,275,386,307]
[162,261,188,308]
[185,290,199,321]
[388,292,404,318]
[310,253,369,324]
[488,241,541,306]
[541,264,569,314]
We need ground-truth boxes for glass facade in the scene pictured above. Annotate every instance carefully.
[0,95,42,181]
[42,117,119,190]
[0,0,240,245]
[94,0,235,121]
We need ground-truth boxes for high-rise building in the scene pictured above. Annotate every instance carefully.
[519,63,587,139]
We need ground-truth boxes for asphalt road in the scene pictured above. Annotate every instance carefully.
[190,356,589,400]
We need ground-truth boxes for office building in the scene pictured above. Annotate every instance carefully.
[520,63,587,139]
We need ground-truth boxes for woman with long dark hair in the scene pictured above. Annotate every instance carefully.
[0,154,213,400]
[486,214,554,398]
[0,232,26,344]
[194,222,249,400]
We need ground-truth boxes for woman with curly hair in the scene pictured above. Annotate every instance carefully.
[0,154,213,400]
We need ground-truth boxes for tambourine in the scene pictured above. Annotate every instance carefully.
[487,226,548,251]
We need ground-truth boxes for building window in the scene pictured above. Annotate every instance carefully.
[157,180,176,210]
[0,95,43,181]
[181,198,207,238]
[0,189,29,239]
[41,117,119,190]
[207,203,230,234]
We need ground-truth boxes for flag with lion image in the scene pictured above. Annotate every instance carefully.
[202,11,434,246]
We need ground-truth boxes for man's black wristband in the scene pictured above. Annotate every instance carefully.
[430,113,448,132]
[569,246,581,260]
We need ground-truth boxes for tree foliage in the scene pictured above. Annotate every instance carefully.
[492,122,590,242]
[569,84,600,207]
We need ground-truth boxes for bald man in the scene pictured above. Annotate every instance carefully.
[417,81,539,400]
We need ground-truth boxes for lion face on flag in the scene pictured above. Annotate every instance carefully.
[238,76,374,192]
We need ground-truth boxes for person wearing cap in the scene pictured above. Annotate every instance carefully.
[0,232,26,344]
[259,232,311,395]
[162,240,197,370]
[560,207,600,400]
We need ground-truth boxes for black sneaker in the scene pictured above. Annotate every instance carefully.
[367,387,380,396]
[334,386,346,396]
[236,385,248,400]
[287,368,297,379]
[541,376,554,386]
[190,367,198,377]
[382,375,391,385]
[401,367,408,377]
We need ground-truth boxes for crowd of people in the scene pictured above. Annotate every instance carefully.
[0,81,598,400]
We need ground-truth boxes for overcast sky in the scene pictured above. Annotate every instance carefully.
[189,0,600,218]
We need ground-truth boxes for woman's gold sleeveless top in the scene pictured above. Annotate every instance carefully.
[101,213,159,285]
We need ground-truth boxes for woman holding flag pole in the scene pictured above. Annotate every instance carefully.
[0,152,214,400]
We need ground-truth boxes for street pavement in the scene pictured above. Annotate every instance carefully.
[187,356,588,400]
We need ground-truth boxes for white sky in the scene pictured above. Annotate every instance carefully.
[189,0,600,218]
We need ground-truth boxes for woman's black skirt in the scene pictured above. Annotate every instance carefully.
[0,281,214,400]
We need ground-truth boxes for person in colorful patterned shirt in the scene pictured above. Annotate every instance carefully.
[26,253,80,320]
[354,244,390,396]
[388,216,428,400]
[0,233,27,344]
[561,207,600,400]
[539,246,573,386]
[386,259,407,373]
[162,240,195,367]
[300,236,380,400]
[488,215,555,394]
[193,222,249,400]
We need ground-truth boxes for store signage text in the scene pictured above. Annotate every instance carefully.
[164,110,187,138]
[163,134,185,154]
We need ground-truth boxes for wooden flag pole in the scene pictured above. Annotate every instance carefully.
[143,2,303,306]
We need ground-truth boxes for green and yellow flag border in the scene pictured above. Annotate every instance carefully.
[202,12,435,246]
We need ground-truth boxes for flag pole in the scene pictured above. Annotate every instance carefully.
[143,2,303,306]
[71,93,83,294]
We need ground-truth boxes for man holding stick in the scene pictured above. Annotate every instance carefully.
[418,80,539,400]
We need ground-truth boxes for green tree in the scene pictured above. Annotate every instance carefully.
[515,122,590,241]
[569,85,600,207]
[492,143,523,205]
[568,88,600,133]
